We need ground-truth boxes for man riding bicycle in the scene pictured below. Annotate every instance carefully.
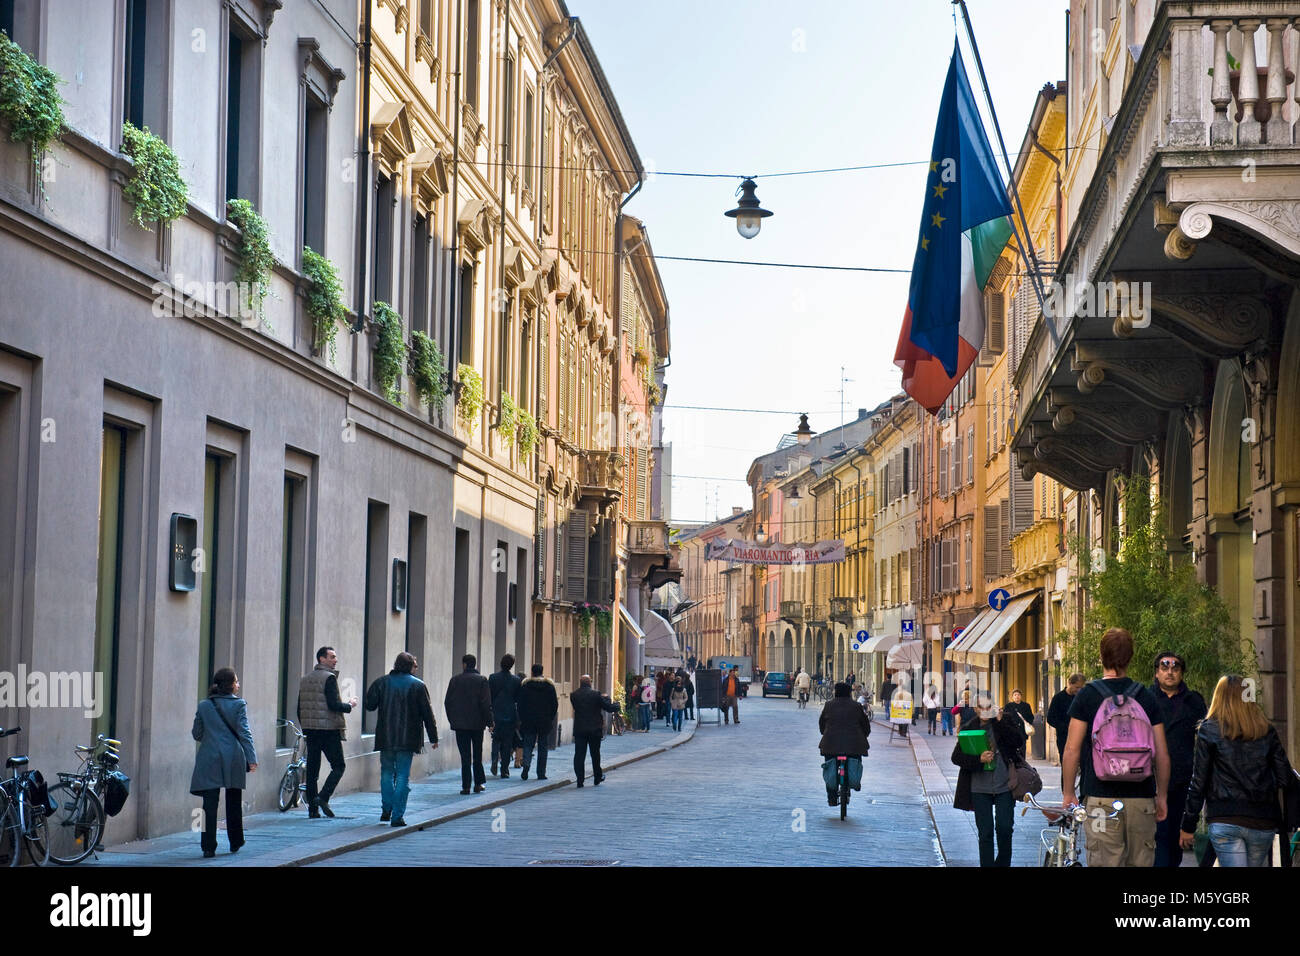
[794,669,812,708]
[819,682,871,805]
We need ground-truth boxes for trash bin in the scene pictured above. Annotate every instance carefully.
[1031,714,1046,760]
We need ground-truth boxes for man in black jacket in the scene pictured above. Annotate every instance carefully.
[444,654,494,794]
[570,675,618,787]
[1149,650,1207,867]
[516,664,558,781]
[819,682,871,806]
[488,654,522,778]
[1046,673,1085,762]
[364,652,438,826]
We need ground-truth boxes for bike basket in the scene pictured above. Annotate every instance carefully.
[103,770,131,817]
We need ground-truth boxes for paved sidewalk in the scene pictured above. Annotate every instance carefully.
[90,715,696,867]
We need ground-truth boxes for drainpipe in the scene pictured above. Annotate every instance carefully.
[352,0,373,332]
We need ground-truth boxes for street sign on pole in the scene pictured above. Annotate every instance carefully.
[852,628,869,652]
[901,619,915,636]
[988,588,1011,611]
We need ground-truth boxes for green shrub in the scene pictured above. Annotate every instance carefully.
[225,198,274,324]
[300,246,346,360]
[456,364,483,431]
[120,121,188,229]
[0,31,65,160]
[371,301,406,405]
[408,330,447,409]
[498,393,518,448]
[516,409,539,456]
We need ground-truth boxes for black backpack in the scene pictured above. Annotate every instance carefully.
[103,770,131,817]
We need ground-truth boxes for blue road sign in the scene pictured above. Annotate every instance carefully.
[901,619,915,636]
[855,629,869,642]
[988,588,1011,611]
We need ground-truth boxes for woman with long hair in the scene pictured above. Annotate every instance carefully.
[1179,675,1294,867]
[190,667,258,858]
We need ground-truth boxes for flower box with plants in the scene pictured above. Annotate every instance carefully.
[497,392,519,448]
[225,198,274,325]
[408,330,447,410]
[455,364,483,431]
[516,409,539,456]
[0,31,65,171]
[573,602,612,648]
[301,246,346,360]
[119,121,188,229]
[371,301,406,405]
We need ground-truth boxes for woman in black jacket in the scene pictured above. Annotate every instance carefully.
[819,683,871,806]
[1179,675,1294,867]
[951,700,1025,867]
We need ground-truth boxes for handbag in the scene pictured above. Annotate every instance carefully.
[209,697,252,772]
[1008,758,1043,801]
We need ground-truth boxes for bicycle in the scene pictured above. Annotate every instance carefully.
[1021,791,1123,866]
[45,734,122,865]
[608,710,627,736]
[277,719,308,812]
[830,754,864,820]
[0,726,50,867]
[814,682,834,703]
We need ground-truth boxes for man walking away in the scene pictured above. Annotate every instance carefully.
[364,652,438,827]
[795,669,812,709]
[1047,673,1085,762]
[297,646,357,818]
[570,675,618,787]
[670,678,688,732]
[720,667,742,724]
[1061,628,1170,867]
[445,654,494,794]
[1148,650,1206,867]
[517,663,558,781]
[488,654,522,778]
[683,672,695,720]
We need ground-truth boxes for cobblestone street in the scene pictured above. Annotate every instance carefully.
[313,694,942,867]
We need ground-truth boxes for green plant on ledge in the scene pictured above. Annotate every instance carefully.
[300,246,346,361]
[408,330,447,410]
[498,393,519,449]
[516,409,539,456]
[371,301,407,405]
[456,364,483,431]
[120,121,188,229]
[0,31,65,164]
[225,199,274,325]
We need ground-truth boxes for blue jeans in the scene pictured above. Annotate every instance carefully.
[971,790,1015,867]
[671,708,684,731]
[941,709,953,735]
[379,750,414,820]
[638,703,652,730]
[1208,822,1274,867]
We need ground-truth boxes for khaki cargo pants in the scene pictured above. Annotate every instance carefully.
[1083,796,1156,867]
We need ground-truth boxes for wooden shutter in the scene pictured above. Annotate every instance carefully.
[984,505,1000,580]
[910,443,920,494]
[535,496,546,597]
[1011,467,1035,536]
[909,547,920,603]
[564,509,589,602]
[902,446,910,496]
[635,447,648,519]
[938,445,948,497]
[558,334,568,435]
[999,498,1012,575]
[966,427,975,484]
[988,291,1006,354]
[538,322,548,419]
[952,432,963,490]
[554,505,565,600]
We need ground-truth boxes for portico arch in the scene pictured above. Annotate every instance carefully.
[1207,359,1253,644]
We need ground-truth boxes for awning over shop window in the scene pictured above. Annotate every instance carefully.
[964,593,1040,668]
[619,603,646,643]
[886,639,923,671]
[642,609,683,668]
[943,607,997,663]
[860,633,900,655]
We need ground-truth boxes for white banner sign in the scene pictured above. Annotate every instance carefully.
[704,538,845,565]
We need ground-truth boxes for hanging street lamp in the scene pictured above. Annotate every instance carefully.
[794,413,814,445]
[724,177,773,239]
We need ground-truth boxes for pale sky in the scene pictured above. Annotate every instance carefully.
[577,0,1069,523]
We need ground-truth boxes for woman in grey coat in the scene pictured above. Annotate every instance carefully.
[191,668,258,857]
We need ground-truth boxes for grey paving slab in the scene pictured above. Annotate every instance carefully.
[312,694,943,867]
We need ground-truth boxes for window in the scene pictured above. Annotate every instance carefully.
[278,471,309,748]
[519,316,531,416]
[419,0,434,40]
[363,501,389,734]
[95,425,128,739]
[464,0,480,107]
[966,426,974,484]
[225,25,262,203]
[123,0,167,132]
[457,262,475,367]
[406,513,427,654]
[0,0,38,53]
[453,527,470,662]
[503,53,515,163]
[411,215,430,335]
[523,86,535,191]
[302,93,328,253]
[372,173,395,307]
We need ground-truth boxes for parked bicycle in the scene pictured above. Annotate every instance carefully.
[277,719,308,812]
[46,734,128,865]
[1021,791,1123,866]
[814,681,834,703]
[0,726,50,867]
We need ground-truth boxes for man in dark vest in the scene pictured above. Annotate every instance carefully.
[1148,650,1207,867]
[570,675,618,787]
[297,646,357,818]
[445,653,494,794]
[488,654,522,778]
[516,663,558,780]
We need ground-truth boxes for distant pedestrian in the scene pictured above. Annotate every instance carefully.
[517,663,558,781]
[445,654,494,794]
[795,669,812,709]
[940,686,954,736]
[297,646,357,819]
[1180,675,1293,867]
[951,698,1024,867]
[670,679,688,731]
[1148,650,1206,868]
[488,654,522,778]
[720,668,742,725]
[1004,689,1035,741]
[953,690,975,734]
[655,670,669,723]
[923,684,941,735]
[683,672,695,720]
[364,652,438,827]
[1061,627,1170,867]
[638,677,654,732]
[190,668,257,858]
[1046,673,1085,761]
[570,675,618,787]
[687,654,697,672]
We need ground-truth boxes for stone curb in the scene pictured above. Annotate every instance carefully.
[279,718,699,867]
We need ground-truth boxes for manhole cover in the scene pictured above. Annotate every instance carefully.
[528,859,620,866]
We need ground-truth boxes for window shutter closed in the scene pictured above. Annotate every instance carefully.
[1011,467,1035,535]
[999,498,1012,576]
[909,547,920,604]
[635,447,648,520]
[554,506,566,600]
[902,446,910,496]
[983,505,1000,580]
[938,445,948,497]
[538,323,549,419]
[910,443,920,494]
[565,509,589,602]
[535,496,546,597]
[966,427,975,484]
[989,291,1005,354]
[952,433,963,491]
[558,335,568,435]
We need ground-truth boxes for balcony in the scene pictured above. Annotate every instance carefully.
[579,450,624,505]
[627,520,668,556]
[1011,518,1062,577]
[806,604,828,626]
[829,596,856,624]
[779,600,804,623]
[1012,5,1300,492]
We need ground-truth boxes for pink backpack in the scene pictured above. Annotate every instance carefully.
[1090,680,1155,782]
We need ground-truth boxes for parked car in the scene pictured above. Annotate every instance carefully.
[762,672,793,698]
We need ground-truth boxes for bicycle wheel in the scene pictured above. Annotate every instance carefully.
[840,779,849,820]
[0,793,17,867]
[24,807,50,866]
[45,782,104,865]
[278,767,298,812]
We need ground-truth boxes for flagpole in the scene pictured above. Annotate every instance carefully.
[953,0,1057,344]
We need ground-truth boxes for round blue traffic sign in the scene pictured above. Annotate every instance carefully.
[856,629,869,641]
[988,588,1011,611]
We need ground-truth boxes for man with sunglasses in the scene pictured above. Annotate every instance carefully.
[1148,650,1206,867]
